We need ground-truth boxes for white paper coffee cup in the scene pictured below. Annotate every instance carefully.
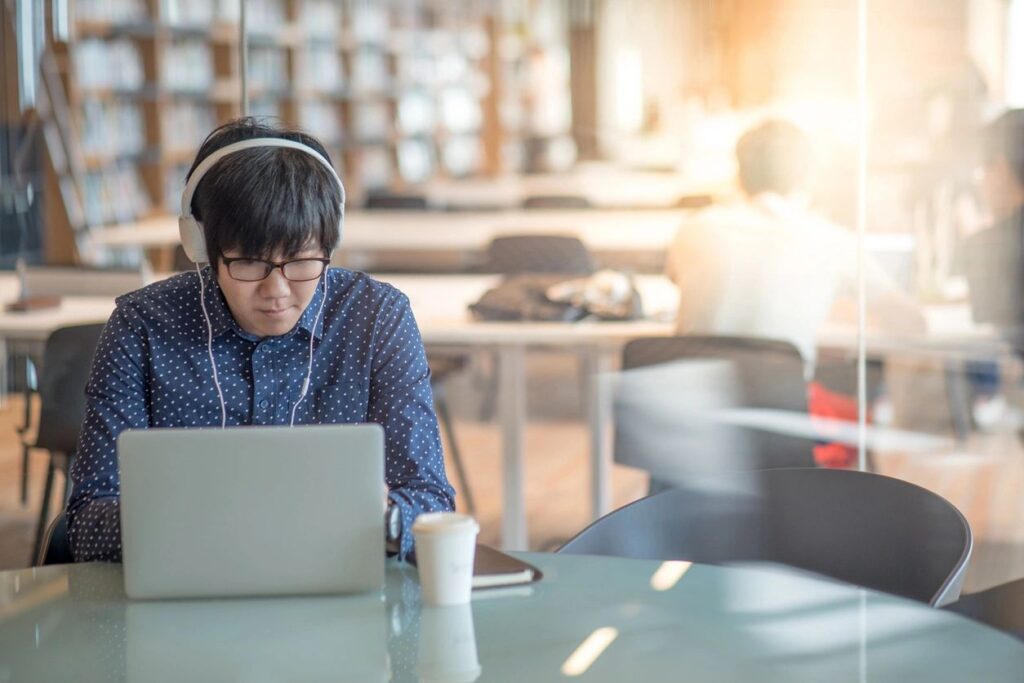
[412,512,479,607]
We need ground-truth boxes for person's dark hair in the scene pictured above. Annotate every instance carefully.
[982,109,1024,186]
[735,120,813,195]
[185,117,342,265]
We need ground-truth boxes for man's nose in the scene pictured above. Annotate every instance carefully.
[259,267,291,297]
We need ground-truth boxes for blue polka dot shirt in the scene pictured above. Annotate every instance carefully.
[67,267,455,562]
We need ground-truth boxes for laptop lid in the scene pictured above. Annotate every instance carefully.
[119,424,385,600]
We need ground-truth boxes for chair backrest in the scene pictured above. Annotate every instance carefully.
[21,265,146,298]
[37,511,72,566]
[484,235,595,275]
[34,324,106,454]
[521,194,592,209]
[559,467,973,607]
[614,336,814,485]
[364,192,429,210]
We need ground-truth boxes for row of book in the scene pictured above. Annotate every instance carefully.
[298,103,344,144]
[81,101,147,157]
[297,48,344,93]
[83,164,150,227]
[76,0,148,24]
[248,48,290,92]
[74,40,145,91]
[71,28,492,101]
[162,103,216,154]
[162,41,214,92]
[160,0,282,30]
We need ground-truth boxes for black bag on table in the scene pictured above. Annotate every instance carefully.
[469,272,642,322]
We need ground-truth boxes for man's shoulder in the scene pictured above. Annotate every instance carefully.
[325,268,409,319]
[113,271,203,319]
[327,268,406,307]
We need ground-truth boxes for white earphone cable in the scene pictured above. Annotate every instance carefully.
[196,263,228,428]
[289,270,330,427]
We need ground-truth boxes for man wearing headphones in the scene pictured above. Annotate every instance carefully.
[67,118,455,562]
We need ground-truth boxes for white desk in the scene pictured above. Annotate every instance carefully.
[420,168,718,209]
[86,209,689,257]
[0,272,1010,550]
[2,555,1023,681]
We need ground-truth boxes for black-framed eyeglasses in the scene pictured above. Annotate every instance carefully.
[220,256,331,282]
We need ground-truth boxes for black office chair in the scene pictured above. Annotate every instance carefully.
[16,268,144,505]
[559,467,972,607]
[28,323,106,564]
[172,244,194,271]
[616,336,815,493]
[521,195,592,210]
[364,192,429,210]
[481,235,596,275]
[472,234,599,419]
[945,576,1024,641]
[36,511,72,566]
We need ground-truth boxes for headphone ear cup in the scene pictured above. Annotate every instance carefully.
[178,216,209,263]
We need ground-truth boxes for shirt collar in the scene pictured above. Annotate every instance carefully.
[752,191,810,220]
[200,267,327,342]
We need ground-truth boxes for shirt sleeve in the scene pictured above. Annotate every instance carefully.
[369,290,456,559]
[67,302,151,562]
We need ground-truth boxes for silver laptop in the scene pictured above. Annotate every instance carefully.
[118,424,385,600]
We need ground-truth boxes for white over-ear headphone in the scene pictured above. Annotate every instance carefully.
[179,137,347,263]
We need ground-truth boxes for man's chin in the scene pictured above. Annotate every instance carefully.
[252,314,300,337]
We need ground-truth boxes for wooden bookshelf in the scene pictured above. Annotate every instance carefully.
[42,0,575,260]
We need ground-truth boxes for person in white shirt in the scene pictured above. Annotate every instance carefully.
[665,120,924,369]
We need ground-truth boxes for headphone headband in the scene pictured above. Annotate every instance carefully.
[178,137,346,263]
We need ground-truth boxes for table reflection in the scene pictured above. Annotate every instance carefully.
[0,557,1020,683]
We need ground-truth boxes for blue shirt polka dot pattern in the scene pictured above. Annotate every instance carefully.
[67,267,455,562]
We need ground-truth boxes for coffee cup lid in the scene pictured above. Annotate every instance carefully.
[412,512,480,536]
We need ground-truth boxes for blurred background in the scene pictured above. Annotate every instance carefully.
[1,0,1023,603]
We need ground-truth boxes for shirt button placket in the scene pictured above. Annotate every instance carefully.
[253,343,270,420]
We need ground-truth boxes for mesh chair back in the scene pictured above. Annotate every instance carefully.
[484,235,595,275]
[560,467,972,606]
[615,336,814,485]
[34,324,106,454]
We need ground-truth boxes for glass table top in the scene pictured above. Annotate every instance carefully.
[0,552,1021,682]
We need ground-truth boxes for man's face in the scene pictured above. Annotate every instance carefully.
[216,247,325,338]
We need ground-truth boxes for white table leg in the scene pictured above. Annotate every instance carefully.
[584,348,614,520]
[497,344,527,550]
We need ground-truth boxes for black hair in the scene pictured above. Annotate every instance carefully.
[735,120,813,196]
[982,109,1024,186]
[185,117,342,264]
